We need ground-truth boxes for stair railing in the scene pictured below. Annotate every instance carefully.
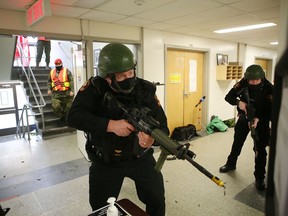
[16,104,32,141]
[15,38,46,139]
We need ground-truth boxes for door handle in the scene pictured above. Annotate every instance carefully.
[183,91,189,96]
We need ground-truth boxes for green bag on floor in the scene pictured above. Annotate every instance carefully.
[206,116,228,134]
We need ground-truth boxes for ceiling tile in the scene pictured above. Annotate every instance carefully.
[79,10,126,22]
[51,4,90,18]
[0,0,280,49]
[114,17,155,27]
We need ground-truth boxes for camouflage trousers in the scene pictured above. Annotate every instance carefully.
[51,91,73,118]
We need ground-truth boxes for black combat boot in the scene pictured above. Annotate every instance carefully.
[255,179,266,190]
[219,164,236,173]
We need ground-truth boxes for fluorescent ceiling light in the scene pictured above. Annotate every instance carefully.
[270,41,278,45]
[214,23,277,33]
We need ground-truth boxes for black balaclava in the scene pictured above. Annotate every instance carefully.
[56,65,63,71]
[248,79,264,91]
[108,70,136,94]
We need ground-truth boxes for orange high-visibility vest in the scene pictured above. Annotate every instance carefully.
[50,68,70,91]
[38,37,49,41]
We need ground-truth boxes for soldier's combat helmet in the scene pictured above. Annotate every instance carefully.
[97,43,137,94]
[97,43,136,78]
[244,64,265,80]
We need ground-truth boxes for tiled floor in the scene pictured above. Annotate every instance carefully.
[0,129,266,216]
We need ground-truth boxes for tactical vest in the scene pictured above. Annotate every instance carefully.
[86,77,157,162]
[50,68,70,91]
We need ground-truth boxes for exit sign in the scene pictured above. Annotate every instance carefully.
[26,0,51,26]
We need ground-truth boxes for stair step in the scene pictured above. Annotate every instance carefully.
[32,107,53,114]
[14,66,72,140]
[23,81,47,88]
[38,126,76,140]
[20,73,48,81]
[36,119,60,129]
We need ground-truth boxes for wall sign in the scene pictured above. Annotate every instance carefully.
[26,0,51,27]
[170,73,181,84]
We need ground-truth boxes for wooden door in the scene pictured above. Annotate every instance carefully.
[255,58,272,82]
[255,58,268,72]
[166,48,204,132]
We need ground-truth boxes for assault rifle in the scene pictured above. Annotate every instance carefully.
[0,204,10,216]
[104,92,225,188]
[243,87,259,142]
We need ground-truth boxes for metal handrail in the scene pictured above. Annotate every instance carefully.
[21,65,46,115]
[15,38,47,139]
[16,104,31,140]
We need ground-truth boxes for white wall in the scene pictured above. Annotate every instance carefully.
[0,8,278,124]
[0,36,16,81]
[0,9,141,42]
[273,0,288,215]
[245,45,277,81]
[142,29,277,123]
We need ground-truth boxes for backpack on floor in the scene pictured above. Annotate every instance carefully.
[171,124,197,141]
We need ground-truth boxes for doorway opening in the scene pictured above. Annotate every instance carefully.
[165,46,208,133]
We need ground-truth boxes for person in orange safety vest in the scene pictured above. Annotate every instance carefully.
[47,58,74,125]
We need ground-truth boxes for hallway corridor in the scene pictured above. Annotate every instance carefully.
[0,129,266,216]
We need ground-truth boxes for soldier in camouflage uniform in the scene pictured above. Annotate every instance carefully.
[47,58,74,125]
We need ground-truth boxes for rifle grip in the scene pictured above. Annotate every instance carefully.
[155,147,169,172]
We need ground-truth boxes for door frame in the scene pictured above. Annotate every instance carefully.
[164,44,210,128]
[254,57,274,83]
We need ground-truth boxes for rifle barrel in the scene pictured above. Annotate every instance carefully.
[152,129,225,187]
[105,92,225,188]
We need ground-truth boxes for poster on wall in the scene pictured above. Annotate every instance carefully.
[169,73,181,84]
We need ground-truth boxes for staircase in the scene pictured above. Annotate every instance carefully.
[13,66,76,139]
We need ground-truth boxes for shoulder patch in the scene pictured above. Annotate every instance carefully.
[233,82,241,89]
[79,80,90,92]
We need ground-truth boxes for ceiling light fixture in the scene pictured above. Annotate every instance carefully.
[270,42,278,45]
[214,23,277,34]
